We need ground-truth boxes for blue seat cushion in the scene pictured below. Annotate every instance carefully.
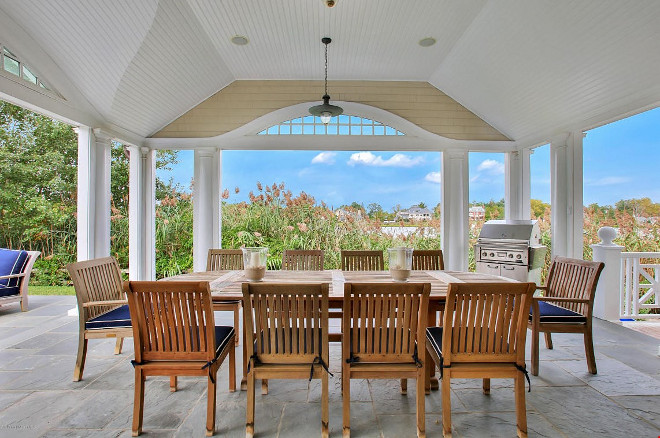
[0,249,29,297]
[85,305,132,330]
[214,326,235,356]
[426,326,443,357]
[529,301,587,323]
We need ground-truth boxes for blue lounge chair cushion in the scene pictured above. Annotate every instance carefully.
[529,301,587,323]
[426,326,444,357]
[0,249,29,297]
[85,305,132,330]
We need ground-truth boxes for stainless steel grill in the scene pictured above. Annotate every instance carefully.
[474,220,547,283]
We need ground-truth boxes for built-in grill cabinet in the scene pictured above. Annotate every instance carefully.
[474,220,547,284]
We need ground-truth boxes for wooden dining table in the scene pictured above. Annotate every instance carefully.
[163,269,517,390]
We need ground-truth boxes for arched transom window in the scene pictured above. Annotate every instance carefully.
[257,115,405,136]
[1,44,61,97]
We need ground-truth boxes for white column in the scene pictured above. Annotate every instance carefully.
[193,148,222,272]
[75,126,94,261]
[92,129,112,258]
[128,146,156,280]
[591,227,623,320]
[521,148,532,220]
[441,149,469,271]
[550,132,584,258]
[505,151,523,220]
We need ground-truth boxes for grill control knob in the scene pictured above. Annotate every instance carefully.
[508,254,513,258]
[489,253,494,257]
[482,252,487,257]
[516,254,522,259]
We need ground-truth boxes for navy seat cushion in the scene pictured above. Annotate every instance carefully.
[0,249,29,297]
[86,305,132,330]
[426,326,443,357]
[529,301,587,323]
[214,326,235,356]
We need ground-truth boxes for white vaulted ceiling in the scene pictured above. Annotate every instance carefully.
[0,0,659,144]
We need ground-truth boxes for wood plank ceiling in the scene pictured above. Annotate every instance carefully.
[0,0,659,144]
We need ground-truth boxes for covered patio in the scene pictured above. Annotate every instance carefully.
[0,295,658,437]
[1,1,660,436]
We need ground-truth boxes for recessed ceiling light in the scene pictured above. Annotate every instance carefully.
[231,35,249,46]
[418,37,436,47]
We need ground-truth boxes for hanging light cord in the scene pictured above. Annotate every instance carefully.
[324,41,329,96]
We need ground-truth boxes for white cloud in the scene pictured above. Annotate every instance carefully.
[347,152,424,168]
[587,176,632,186]
[311,152,336,165]
[424,172,441,184]
[476,159,505,174]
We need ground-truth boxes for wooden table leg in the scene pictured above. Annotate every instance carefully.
[241,311,248,391]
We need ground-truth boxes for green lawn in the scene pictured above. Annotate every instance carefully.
[29,285,75,296]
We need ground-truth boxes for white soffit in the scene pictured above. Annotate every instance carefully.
[429,0,660,141]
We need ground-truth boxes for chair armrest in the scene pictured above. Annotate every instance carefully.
[0,273,26,280]
[82,300,128,308]
[533,296,590,304]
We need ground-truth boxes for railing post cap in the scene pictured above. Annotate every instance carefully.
[597,226,617,245]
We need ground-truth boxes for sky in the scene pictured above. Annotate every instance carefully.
[159,107,660,210]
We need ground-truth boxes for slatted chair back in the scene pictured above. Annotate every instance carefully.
[343,282,430,363]
[67,257,124,321]
[242,283,329,365]
[412,249,444,270]
[125,281,217,364]
[341,250,384,271]
[442,282,535,366]
[544,257,604,316]
[282,249,324,270]
[207,249,244,271]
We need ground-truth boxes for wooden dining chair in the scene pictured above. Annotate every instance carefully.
[528,256,604,376]
[282,249,325,270]
[242,282,331,438]
[125,281,236,437]
[426,281,536,438]
[67,257,132,382]
[340,250,384,271]
[207,249,243,347]
[342,282,430,438]
[412,249,444,270]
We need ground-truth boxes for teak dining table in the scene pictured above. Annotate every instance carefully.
[163,269,517,391]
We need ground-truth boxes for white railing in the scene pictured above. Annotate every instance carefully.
[620,252,660,319]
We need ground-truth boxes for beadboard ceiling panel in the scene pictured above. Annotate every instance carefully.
[0,0,659,142]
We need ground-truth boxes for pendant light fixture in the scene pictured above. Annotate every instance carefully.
[309,37,343,124]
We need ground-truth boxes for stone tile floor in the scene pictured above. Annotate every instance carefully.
[0,296,658,437]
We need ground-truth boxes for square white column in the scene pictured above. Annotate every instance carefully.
[75,126,94,261]
[441,149,469,271]
[193,148,222,272]
[92,129,112,258]
[128,146,156,280]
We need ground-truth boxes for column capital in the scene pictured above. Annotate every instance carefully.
[92,128,114,143]
[550,132,570,147]
[444,148,468,160]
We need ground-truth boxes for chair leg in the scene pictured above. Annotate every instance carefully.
[206,371,217,437]
[400,378,407,394]
[132,367,145,437]
[261,379,269,395]
[73,335,88,382]
[531,324,540,376]
[441,371,452,438]
[114,337,124,355]
[584,327,597,374]
[229,342,236,392]
[424,349,432,394]
[514,372,528,438]
[20,294,28,312]
[342,364,350,438]
[321,372,329,438]
[233,305,240,347]
[416,369,426,438]
[544,332,553,350]
[482,378,490,395]
[170,376,177,392]
[246,371,255,438]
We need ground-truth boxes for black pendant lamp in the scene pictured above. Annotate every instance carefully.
[309,37,343,124]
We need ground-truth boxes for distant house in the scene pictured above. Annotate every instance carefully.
[469,205,485,220]
[395,206,432,221]
[335,207,364,221]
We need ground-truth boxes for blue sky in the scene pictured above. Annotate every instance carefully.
[159,107,660,210]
